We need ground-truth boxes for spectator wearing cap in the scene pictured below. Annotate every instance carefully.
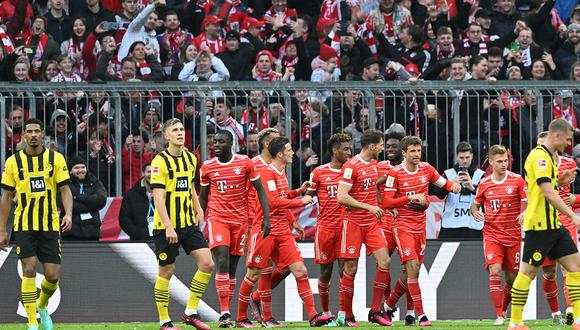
[79,127,116,195]
[210,99,245,152]
[24,16,61,77]
[474,9,495,39]
[240,16,267,51]
[377,24,431,73]
[361,57,383,81]
[194,15,225,55]
[178,48,230,81]
[158,10,194,76]
[119,162,154,240]
[311,43,340,81]
[122,128,154,194]
[555,23,580,78]
[72,0,115,32]
[140,102,164,153]
[553,90,578,131]
[253,49,289,81]
[50,109,75,156]
[217,30,255,80]
[490,0,521,38]
[118,0,162,61]
[44,0,72,45]
[58,156,107,241]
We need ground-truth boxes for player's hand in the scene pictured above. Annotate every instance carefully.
[367,205,384,219]
[560,169,576,185]
[261,222,271,238]
[301,195,313,205]
[292,222,305,240]
[165,226,178,244]
[572,215,580,229]
[0,229,8,252]
[195,209,205,226]
[516,212,525,225]
[61,214,72,232]
[298,181,311,194]
[564,194,576,206]
[387,208,398,219]
[451,182,462,193]
[408,194,426,205]
[472,209,485,222]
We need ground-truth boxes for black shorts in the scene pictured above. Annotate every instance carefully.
[522,227,578,266]
[13,231,61,264]
[153,226,208,266]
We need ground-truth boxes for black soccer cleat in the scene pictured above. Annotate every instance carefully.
[405,315,416,326]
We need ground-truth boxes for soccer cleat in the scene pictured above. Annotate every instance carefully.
[324,319,338,327]
[344,317,361,327]
[567,307,574,326]
[309,312,335,327]
[384,306,396,320]
[182,314,211,330]
[552,313,565,326]
[249,297,262,322]
[26,325,38,330]
[405,315,416,326]
[218,313,234,328]
[574,324,580,330]
[368,310,392,326]
[335,311,346,326]
[236,319,258,328]
[418,315,432,326]
[261,317,288,328]
[506,325,530,330]
[37,306,53,330]
[160,322,182,330]
[494,316,506,326]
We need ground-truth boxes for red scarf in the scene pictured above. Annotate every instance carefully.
[194,34,225,54]
[52,72,83,82]
[0,27,15,54]
[241,107,269,132]
[162,29,192,69]
[463,38,487,56]
[218,117,246,150]
[67,39,88,80]
[255,70,278,81]
[138,60,151,78]
[436,44,455,60]
[553,99,577,128]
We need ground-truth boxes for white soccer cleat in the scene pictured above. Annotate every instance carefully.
[494,316,506,325]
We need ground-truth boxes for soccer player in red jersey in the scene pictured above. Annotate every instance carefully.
[198,131,271,328]
[470,145,527,326]
[536,132,580,325]
[336,129,394,327]
[382,136,461,326]
[306,133,352,321]
[236,137,334,328]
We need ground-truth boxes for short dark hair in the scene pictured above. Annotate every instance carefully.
[24,118,44,131]
[400,136,422,151]
[436,26,453,37]
[327,133,352,156]
[215,98,233,110]
[131,128,149,144]
[164,10,179,19]
[360,129,384,148]
[407,24,423,44]
[268,136,290,158]
[456,141,473,154]
[142,162,151,172]
[258,128,279,151]
[386,131,404,141]
[469,55,486,70]
[215,130,234,145]
[487,47,503,59]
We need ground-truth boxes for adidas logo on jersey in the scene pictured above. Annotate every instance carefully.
[325,177,331,181]
[403,182,409,186]
[214,172,220,177]
[488,190,494,195]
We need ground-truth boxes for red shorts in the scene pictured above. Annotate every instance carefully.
[338,220,387,259]
[381,226,397,254]
[542,225,579,266]
[315,226,340,264]
[393,228,426,264]
[208,220,248,256]
[483,240,521,272]
[246,232,303,269]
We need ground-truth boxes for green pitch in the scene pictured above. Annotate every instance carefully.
[0,320,564,330]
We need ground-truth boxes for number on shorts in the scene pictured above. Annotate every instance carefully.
[514,252,520,264]
[420,244,426,256]
[240,234,247,247]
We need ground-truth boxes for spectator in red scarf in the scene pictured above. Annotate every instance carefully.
[209,98,246,152]
[241,89,269,132]
[194,15,225,55]
[122,128,154,194]
[218,0,250,32]
[25,16,60,79]
[158,10,194,76]
[60,17,90,80]
[253,49,293,80]
[51,54,84,82]
[428,26,456,65]
[553,90,579,132]
[96,40,164,81]
[263,0,297,33]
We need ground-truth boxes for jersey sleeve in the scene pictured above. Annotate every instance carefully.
[150,156,168,189]
[518,176,527,201]
[339,162,357,186]
[383,169,399,192]
[261,170,304,209]
[428,165,448,188]
[200,163,210,187]
[530,150,553,185]
[54,152,71,187]
[474,181,485,205]
[1,157,16,191]
[247,158,260,181]
[308,168,319,192]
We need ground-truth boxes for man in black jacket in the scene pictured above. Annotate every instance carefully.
[58,156,107,240]
[119,162,153,240]
[217,30,256,81]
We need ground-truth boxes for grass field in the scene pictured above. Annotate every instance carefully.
[0,320,566,330]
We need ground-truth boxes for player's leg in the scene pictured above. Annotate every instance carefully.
[237,266,262,328]
[502,243,520,318]
[484,241,506,323]
[21,256,39,329]
[554,235,580,328]
[368,247,393,326]
[340,258,358,325]
[406,232,429,326]
[36,231,62,330]
[385,228,412,312]
[337,220,363,326]
[228,254,240,304]
[503,270,517,321]
[315,227,338,317]
[564,225,579,325]
[153,229,180,330]
[509,259,540,328]
[212,245,233,327]
[318,263,333,315]
[541,263,564,324]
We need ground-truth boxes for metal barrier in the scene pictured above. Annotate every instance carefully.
[0,81,578,196]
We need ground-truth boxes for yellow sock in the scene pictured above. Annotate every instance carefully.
[185,270,212,314]
[38,279,58,309]
[154,276,171,323]
[21,276,38,325]
[565,271,580,320]
[510,273,532,324]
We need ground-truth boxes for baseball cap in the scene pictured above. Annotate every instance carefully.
[243,17,264,30]
[225,30,240,41]
[201,15,222,28]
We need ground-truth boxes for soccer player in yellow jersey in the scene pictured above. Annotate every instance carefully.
[508,118,580,330]
[0,118,73,330]
[150,118,214,330]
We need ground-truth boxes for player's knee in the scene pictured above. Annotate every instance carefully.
[159,264,176,278]
[377,256,391,270]
[343,262,358,276]
[320,267,333,281]
[488,265,502,276]
[44,270,60,283]
[292,265,309,278]
[246,267,260,281]
[199,259,214,273]
[21,264,36,278]
[405,260,420,275]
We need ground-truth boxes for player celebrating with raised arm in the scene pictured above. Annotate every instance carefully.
[198,130,271,328]
[306,133,352,321]
[470,145,527,326]
[150,118,214,330]
[382,136,461,326]
[0,118,73,330]
[507,118,580,330]
[236,137,334,328]
[336,129,394,327]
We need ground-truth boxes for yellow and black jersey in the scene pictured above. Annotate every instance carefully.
[1,148,70,232]
[523,145,560,231]
[150,149,198,230]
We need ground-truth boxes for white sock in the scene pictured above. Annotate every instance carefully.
[185,308,197,316]
[566,306,573,313]
[323,311,331,316]
[221,311,230,316]
[406,310,415,317]
[160,319,171,326]
[575,317,580,324]
[552,311,562,317]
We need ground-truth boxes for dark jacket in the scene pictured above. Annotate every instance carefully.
[490,8,521,38]
[44,11,73,45]
[58,173,107,240]
[96,52,164,81]
[216,43,256,81]
[119,178,152,240]
[526,0,558,50]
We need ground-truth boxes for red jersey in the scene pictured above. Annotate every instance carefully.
[474,171,526,246]
[339,155,380,226]
[200,154,259,224]
[248,155,270,222]
[255,164,303,236]
[558,156,578,229]
[309,163,342,228]
[377,160,394,230]
[385,162,450,234]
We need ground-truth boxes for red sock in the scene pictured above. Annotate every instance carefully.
[489,274,503,317]
[229,278,237,305]
[542,274,560,314]
[216,273,231,314]
[271,267,290,289]
[318,279,331,313]
[386,277,407,309]
[564,274,572,308]
[340,273,355,318]
[502,283,512,313]
[237,276,256,321]
[252,266,272,302]
[407,278,424,317]
[406,290,414,312]
[297,275,317,320]
[372,267,390,312]
[258,270,273,320]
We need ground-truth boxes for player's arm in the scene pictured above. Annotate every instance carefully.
[470,184,485,221]
[59,185,73,232]
[199,185,209,212]
[252,178,271,238]
[0,189,14,250]
[191,184,204,226]
[573,195,580,209]
[305,171,318,197]
[262,171,311,209]
[430,167,461,193]
[337,182,383,218]
[152,187,178,243]
[539,182,578,221]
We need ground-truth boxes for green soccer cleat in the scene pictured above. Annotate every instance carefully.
[26,325,38,330]
[37,306,53,330]
[335,311,345,326]
[324,319,338,327]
